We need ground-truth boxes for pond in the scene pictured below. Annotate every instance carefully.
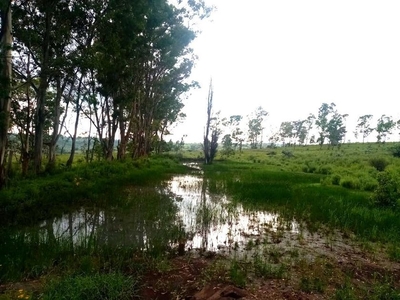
[1,172,298,259]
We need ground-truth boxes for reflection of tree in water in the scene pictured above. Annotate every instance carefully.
[1,185,187,277]
[195,177,228,250]
[96,187,185,253]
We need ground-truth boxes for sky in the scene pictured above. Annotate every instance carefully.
[171,0,400,143]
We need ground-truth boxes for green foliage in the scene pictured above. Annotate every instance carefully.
[299,276,326,293]
[376,115,396,143]
[340,176,360,189]
[387,243,400,262]
[247,106,268,149]
[371,172,400,208]
[221,134,235,157]
[355,114,374,143]
[334,280,357,300]
[367,282,400,300]
[390,144,400,158]
[369,157,389,171]
[229,261,247,288]
[331,174,341,185]
[253,256,287,279]
[282,149,294,158]
[43,273,137,300]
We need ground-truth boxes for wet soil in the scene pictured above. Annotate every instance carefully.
[136,229,400,300]
[2,230,400,299]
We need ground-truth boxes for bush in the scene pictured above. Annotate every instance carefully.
[359,176,378,191]
[317,165,332,175]
[282,150,293,158]
[369,157,389,172]
[390,144,400,158]
[302,162,317,173]
[340,177,360,190]
[371,172,400,208]
[331,174,341,185]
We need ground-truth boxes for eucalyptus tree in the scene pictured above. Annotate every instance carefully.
[7,0,209,175]
[354,114,373,143]
[247,106,268,149]
[222,115,244,151]
[0,0,12,188]
[303,114,315,145]
[89,0,198,160]
[13,0,76,173]
[315,102,335,146]
[326,111,348,147]
[315,103,347,147]
[278,121,294,146]
[10,81,35,176]
[397,119,400,142]
[376,115,395,143]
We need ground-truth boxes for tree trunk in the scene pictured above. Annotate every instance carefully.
[66,75,83,167]
[203,81,213,164]
[117,108,127,160]
[0,2,12,189]
[34,9,51,174]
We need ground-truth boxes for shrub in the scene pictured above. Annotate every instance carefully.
[369,157,389,172]
[331,174,341,185]
[302,162,317,173]
[282,150,293,158]
[340,177,360,190]
[359,176,378,191]
[317,165,332,175]
[390,144,400,158]
[371,172,400,208]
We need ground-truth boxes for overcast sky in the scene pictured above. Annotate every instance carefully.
[172,0,400,143]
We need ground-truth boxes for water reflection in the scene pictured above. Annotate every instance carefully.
[2,173,298,259]
[169,175,298,254]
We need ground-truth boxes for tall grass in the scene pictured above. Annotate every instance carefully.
[42,273,138,300]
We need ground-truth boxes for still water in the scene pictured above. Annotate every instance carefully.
[18,174,298,256]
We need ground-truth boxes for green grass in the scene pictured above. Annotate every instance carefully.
[200,143,400,248]
[42,273,137,300]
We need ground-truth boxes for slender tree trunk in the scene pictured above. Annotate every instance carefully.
[0,2,12,188]
[117,109,126,160]
[85,121,92,163]
[104,97,117,161]
[203,81,213,164]
[21,55,32,176]
[34,10,51,174]
[66,75,84,167]
[47,78,69,170]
